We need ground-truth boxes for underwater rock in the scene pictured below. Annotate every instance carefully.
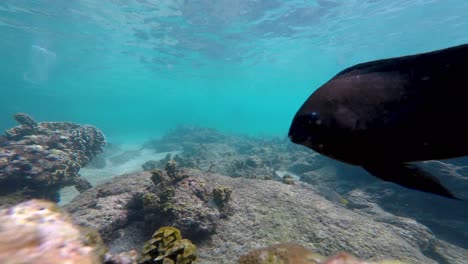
[64,171,154,242]
[346,182,468,250]
[66,163,220,243]
[0,199,106,264]
[142,126,295,180]
[0,113,105,204]
[143,125,226,153]
[65,168,467,264]
[287,156,324,174]
[245,155,262,168]
[143,162,220,239]
[238,243,409,264]
[142,154,172,171]
[162,175,219,239]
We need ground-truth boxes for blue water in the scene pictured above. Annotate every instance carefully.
[1,0,468,143]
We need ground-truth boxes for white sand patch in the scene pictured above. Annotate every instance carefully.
[58,146,180,206]
[81,149,180,186]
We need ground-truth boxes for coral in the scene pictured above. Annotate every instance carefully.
[140,226,197,264]
[165,160,179,178]
[0,113,105,203]
[211,186,232,215]
[151,169,171,185]
[282,174,295,185]
[150,161,188,187]
[0,199,106,264]
[14,112,38,129]
[237,243,409,264]
[142,162,220,239]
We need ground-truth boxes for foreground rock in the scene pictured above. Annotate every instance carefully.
[0,199,107,264]
[65,166,467,264]
[0,113,105,205]
[238,243,409,264]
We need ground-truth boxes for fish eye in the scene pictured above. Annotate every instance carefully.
[307,112,321,125]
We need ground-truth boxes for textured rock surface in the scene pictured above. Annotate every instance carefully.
[142,125,468,248]
[238,243,410,264]
[0,113,105,204]
[0,199,105,264]
[65,168,467,264]
[65,171,153,241]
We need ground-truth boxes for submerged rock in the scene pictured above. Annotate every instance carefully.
[0,113,105,205]
[64,168,467,264]
[238,243,409,264]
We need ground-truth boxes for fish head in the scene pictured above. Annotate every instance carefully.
[288,78,365,163]
[288,91,336,153]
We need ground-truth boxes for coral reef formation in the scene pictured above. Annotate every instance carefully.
[238,243,407,264]
[140,226,197,264]
[0,199,106,264]
[0,113,105,204]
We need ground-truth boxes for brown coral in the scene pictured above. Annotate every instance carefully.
[211,186,232,217]
[140,226,197,264]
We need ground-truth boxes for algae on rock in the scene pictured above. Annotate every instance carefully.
[140,226,197,264]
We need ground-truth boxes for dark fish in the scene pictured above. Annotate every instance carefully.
[288,43,468,199]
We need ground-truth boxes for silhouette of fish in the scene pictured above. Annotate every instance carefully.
[289,43,468,199]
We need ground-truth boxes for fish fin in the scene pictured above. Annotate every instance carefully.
[362,162,459,200]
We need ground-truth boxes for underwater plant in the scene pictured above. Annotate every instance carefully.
[140,226,197,264]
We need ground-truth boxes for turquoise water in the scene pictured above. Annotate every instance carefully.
[1,0,468,143]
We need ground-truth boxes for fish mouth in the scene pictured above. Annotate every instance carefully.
[288,133,308,144]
